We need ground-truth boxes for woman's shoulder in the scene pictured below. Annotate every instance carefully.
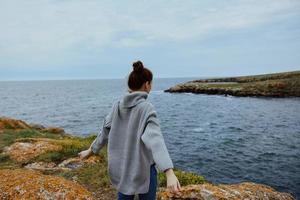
[136,100,157,117]
[139,100,155,110]
[111,99,120,109]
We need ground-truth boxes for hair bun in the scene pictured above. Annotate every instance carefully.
[133,60,144,72]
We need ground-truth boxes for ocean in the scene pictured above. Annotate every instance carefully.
[0,78,299,198]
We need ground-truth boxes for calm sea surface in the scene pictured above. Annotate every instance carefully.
[0,78,299,198]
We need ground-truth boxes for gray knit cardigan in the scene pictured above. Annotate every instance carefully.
[91,91,174,195]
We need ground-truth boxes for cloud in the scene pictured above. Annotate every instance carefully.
[0,0,299,71]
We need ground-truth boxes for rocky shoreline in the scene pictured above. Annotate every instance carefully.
[0,117,296,199]
[165,71,300,97]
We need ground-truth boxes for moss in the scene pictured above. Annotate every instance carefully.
[0,154,19,170]
[202,83,241,89]
[55,148,113,192]
[33,135,96,164]
[26,133,206,188]
[0,127,207,192]
[0,129,63,151]
[0,154,9,163]
[35,151,64,163]
[158,169,206,187]
[0,129,39,150]
[3,123,14,129]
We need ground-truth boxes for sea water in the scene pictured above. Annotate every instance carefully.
[0,78,299,198]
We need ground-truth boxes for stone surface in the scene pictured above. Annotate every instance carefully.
[58,155,101,169]
[42,127,65,134]
[0,169,95,200]
[24,162,60,171]
[1,117,296,200]
[157,182,295,200]
[24,156,101,171]
[3,139,62,163]
[0,117,30,132]
[0,117,66,134]
[164,71,300,97]
[29,123,46,130]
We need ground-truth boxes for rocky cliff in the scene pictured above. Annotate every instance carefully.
[157,183,294,200]
[165,71,300,97]
[0,117,296,199]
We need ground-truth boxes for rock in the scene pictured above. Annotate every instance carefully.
[0,117,65,134]
[58,156,101,169]
[42,127,65,134]
[164,71,300,97]
[3,139,62,163]
[24,162,60,170]
[0,117,30,132]
[29,123,46,130]
[0,169,95,200]
[157,182,295,200]
[24,156,101,171]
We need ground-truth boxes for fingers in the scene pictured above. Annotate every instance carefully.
[78,152,84,160]
[173,187,179,194]
[167,185,174,193]
[177,180,181,190]
[166,175,181,194]
[167,185,174,192]
[173,185,179,193]
[168,184,179,194]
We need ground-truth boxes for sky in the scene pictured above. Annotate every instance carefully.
[0,0,300,80]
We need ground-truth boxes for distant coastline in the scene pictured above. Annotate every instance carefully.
[164,71,300,97]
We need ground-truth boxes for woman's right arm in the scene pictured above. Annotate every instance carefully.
[79,102,117,159]
[78,116,111,159]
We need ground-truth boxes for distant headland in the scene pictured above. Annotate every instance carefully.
[164,71,300,97]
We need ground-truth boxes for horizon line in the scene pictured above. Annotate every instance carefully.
[0,76,205,82]
[0,69,299,82]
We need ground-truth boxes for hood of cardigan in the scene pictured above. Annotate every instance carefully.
[120,91,149,108]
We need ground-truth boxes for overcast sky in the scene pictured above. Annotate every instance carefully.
[0,0,299,80]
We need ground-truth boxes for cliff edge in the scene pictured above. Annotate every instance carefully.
[0,117,296,199]
[165,71,300,97]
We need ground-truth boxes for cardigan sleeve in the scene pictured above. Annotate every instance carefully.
[141,105,174,172]
[91,101,117,154]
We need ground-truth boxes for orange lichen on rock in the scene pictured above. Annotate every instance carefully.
[0,117,66,134]
[157,182,295,200]
[0,117,30,132]
[25,162,58,170]
[3,140,62,163]
[42,127,65,134]
[58,155,101,168]
[0,169,95,200]
[25,155,102,171]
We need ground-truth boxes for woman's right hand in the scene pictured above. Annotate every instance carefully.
[165,168,181,194]
[78,148,93,160]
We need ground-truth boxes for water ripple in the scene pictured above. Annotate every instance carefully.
[0,78,299,198]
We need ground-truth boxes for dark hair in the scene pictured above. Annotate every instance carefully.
[128,60,153,91]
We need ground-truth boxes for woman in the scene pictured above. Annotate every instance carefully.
[78,60,181,200]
